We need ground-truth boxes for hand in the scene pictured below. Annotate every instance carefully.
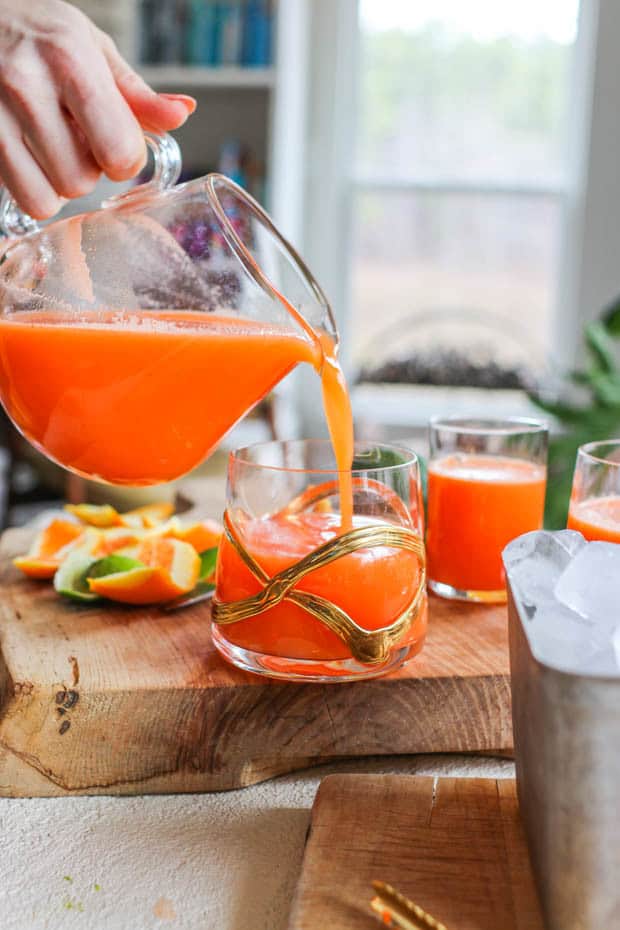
[0,0,196,219]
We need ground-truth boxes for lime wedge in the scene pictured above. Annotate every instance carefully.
[55,552,145,602]
[87,554,145,579]
[54,548,100,602]
[198,546,218,581]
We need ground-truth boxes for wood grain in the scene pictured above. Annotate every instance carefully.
[288,775,543,930]
[0,527,512,797]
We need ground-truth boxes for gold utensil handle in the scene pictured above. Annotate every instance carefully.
[371,881,449,930]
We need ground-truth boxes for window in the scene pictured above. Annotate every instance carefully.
[350,0,580,378]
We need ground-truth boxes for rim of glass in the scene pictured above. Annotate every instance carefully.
[203,173,338,345]
[429,415,548,436]
[230,439,419,475]
[578,439,620,466]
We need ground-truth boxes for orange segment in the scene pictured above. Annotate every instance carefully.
[65,504,123,527]
[66,501,175,530]
[94,527,145,556]
[13,518,84,579]
[88,537,199,604]
[35,519,84,557]
[164,517,222,553]
[122,502,175,528]
[13,557,61,580]
[137,536,200,574]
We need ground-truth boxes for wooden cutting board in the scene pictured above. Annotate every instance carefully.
[288,775,543,930]
[0,527,512,797]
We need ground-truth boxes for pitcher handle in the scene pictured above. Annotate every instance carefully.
[0,190,41,238]
[0,132,182,237]
[103,132,182,206]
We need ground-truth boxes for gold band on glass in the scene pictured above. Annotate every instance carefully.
[212,510,426,665]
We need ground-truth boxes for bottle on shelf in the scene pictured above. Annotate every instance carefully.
[139,0,274,68]
[242,0,273,67]
[218,1,244,66]
[185,0,219,65]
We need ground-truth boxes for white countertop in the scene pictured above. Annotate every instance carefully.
[0,754,514,930]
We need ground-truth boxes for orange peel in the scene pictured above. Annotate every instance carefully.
[65,503,123,527]
[122,502,175,528]
[163,517,222,553]
[88,537,200,604]
[13,518,84,579]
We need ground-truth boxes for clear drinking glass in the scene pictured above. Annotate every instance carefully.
[567,440,620,542]
[212,439,427,682]
[427,417,548,603]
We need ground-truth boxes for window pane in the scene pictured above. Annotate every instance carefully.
[357,0,579,184]
[351,190,561,376]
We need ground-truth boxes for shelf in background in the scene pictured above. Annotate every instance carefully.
[139,65,276,89]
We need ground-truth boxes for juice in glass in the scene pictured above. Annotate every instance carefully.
[212,440,427,681]
[216,511,425,662]
[567,498,620,542]
[567,440,620,542]
[426,419,548,602]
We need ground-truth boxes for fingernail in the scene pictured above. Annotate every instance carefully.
[159,93,197,114]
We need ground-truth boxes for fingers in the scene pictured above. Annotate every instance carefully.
[0,102,62,219]
[0,10,197,217]
[97,31,196,132]
[4,81,101,200]
[53,44,148,181]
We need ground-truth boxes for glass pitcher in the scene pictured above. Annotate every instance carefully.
[0,133,336,485]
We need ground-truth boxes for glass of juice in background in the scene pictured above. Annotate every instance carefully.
[426,417,548,603]
[212,440,427,681]
[567,440,620,542]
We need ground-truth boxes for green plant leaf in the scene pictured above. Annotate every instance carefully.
[585,321,617,374]
[602,294,620,336]
[198,546,218,581]
[351,447,410,470]
[352,446,413,506]
[528,393,591,426]
[417,454,428,503]
[590,372,620,407]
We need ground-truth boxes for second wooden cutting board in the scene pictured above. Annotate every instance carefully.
[288,774,544,930]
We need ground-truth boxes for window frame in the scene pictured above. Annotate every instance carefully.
[298,0,614,405]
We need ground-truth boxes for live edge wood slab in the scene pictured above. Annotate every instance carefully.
[0,527,512,797]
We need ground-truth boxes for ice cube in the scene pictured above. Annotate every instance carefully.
[526,601,602,673]
[503,529,585,572]
[554,542,620,624]
[504,530,620,676]
[577,637,620,677]
[503,530,586,614]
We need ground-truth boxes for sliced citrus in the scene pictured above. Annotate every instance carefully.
[198,546,219,582]
[88,537,200,604]
[54,538,102,601]
[88,554,146,578]
[164,517,223,553]
[13,557,62,580]
[122,502,175,528]
[94,527,145,556]
[65,503,123,527]
[13,518,84,579]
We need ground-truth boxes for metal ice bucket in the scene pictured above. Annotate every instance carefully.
[506,554,620,929]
